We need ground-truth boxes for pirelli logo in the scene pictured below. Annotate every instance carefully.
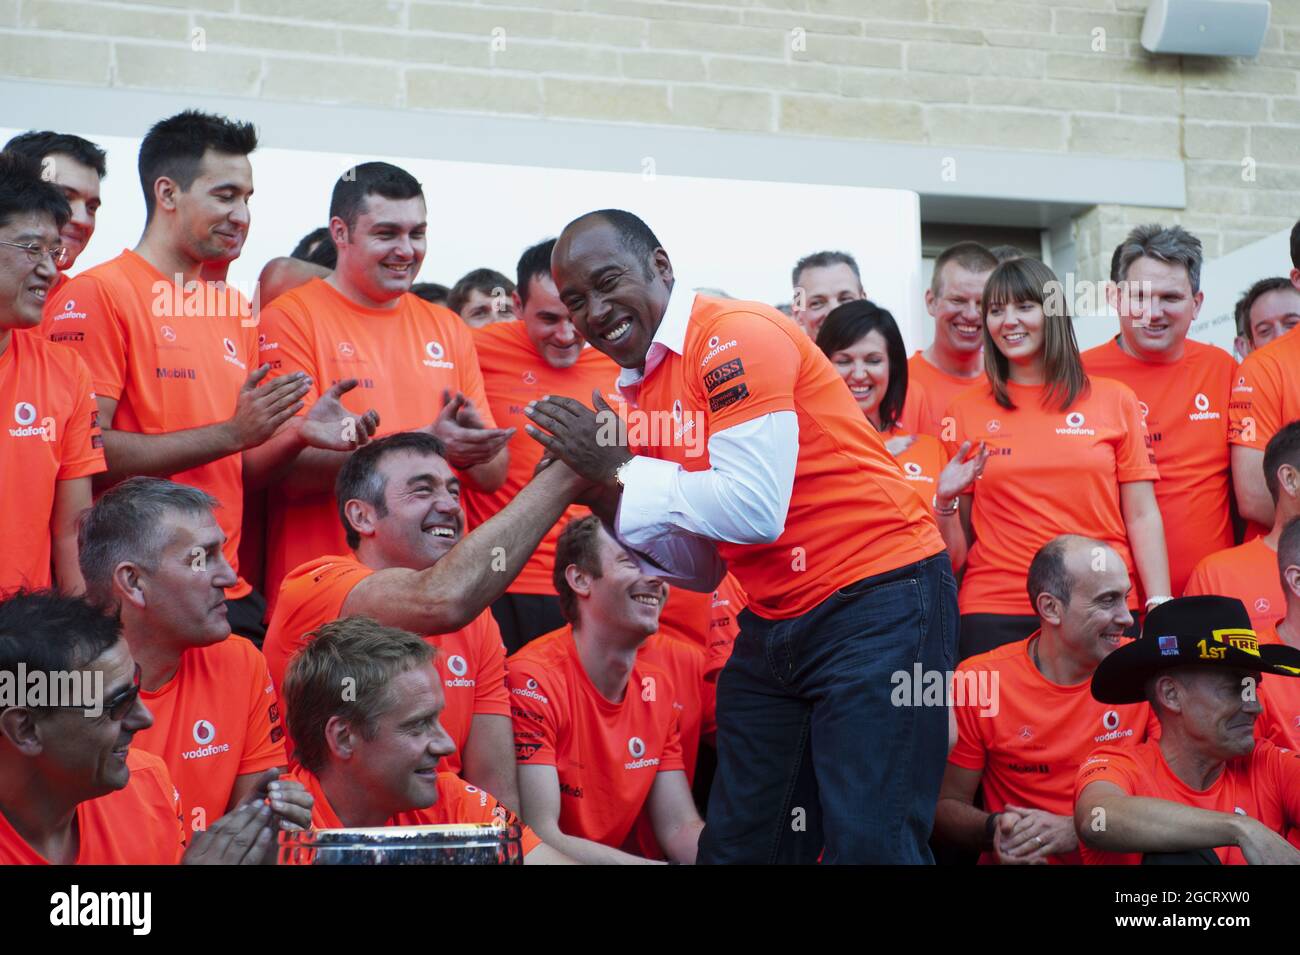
[1212,627,1260,657]
[709,382,749,412]
[703,358,744,394]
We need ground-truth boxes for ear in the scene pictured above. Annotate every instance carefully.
[1279,463,1300,502]
[0,707,44,756]
[1034,591,1064,627]
[112,561,147,611]
[153,175,179,215]
[923,287,936,315]
[344,498,377,541]
[564,563,593,602]
[1104,281,1120,313]
[329,215,349,249]
[1154,674,1182,715]
[653,247,673,285]
[1283,563,1300,600]
[511,289,524,315]
[1233,335,1250,361]
[324,715,355,761]
[1191,289,1204,317]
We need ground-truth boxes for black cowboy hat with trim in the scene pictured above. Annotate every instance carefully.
[1091,595,1300,704]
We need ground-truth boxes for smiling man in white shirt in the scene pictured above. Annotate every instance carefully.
[524,208,957,864]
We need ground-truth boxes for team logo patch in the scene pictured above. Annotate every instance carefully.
[1194,393,1210,412]
[1212,627,1260,657]
[192,719,216,745]
[709,382,749,412]
[703,358,744,393]
[13,402,36,426]
[627,737,646,758]
[1158,635,1179,657]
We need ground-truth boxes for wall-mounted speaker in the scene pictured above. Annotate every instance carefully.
[1140,0,1271,57]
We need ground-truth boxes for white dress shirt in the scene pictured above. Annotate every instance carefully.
[614,283,799,590]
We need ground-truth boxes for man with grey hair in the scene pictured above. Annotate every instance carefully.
[1083,224,1235,600]
[936,535,1154,865]
[1076,595,1300,864]
[78,477,297,835]
[790,250,864,339]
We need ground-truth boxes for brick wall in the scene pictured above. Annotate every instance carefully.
[2,0,1298,281]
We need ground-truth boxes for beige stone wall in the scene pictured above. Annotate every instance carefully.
[3,0,1298,280]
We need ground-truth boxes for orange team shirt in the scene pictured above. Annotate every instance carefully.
[907,350,985,437]
[0,331,105,592]
[657,572,747,680]
[1082,338,1235,596]
[287,764,541,856]
[1183,537,1285,632]
[507,626,686,853]
[949,634,1158,864]
[27,270,70,340]
[1075,738,1300,865]
[1255,625,1300,751]
[464,322,621,594]
[638,631,716,783]
[262,554,510,776]
[943,378,1158,615]
[46,250,257,598]
[629,296,944,619]
[1229,328,1300,539]
[257,278,497,603]
[133,636,285,827]
[889,429,948,495]
[0,750,185,864]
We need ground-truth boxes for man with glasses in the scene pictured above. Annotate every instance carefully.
[0,152,106,594]
[0,590,312,864]
[77,477,294,835]
[3,130,107,332]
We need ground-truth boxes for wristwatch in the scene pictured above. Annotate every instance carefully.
[613,457,634,489]
[933,493,959,516]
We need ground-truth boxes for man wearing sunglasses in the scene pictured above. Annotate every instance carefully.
[0,591,310,864]
[0,152,106,596]
[78,477,295,836]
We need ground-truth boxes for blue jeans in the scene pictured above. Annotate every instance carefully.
[698,553,958,864]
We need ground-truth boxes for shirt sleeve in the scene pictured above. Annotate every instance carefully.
[258,299,320,409]
[448,315,498,429]
[1074,748,1140,801]
[55,274,128,401]
[471,613,511,717]
[617,410,797,577]
[1264,742,1300,830]
[1228,352,1276,451]
[57,353,107,480]
[658,710,686,774]
[1114,384,1159,483]
[947,665,988,772]
[506,658,559,767]
[238,644,288,774]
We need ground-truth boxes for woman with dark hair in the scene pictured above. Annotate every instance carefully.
[818,300,982,566]
[938,258,1170,659]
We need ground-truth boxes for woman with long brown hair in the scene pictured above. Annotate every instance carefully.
[937,257,1170,659]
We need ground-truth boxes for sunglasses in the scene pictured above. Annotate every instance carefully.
[27,663,142,721]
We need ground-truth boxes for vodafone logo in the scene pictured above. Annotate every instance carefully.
[1057,411,1095,436]
[1255,597,1271,613]
[447,654,468,677]
[1138,401,1149,420]
[424,340,454,369]
[64,299,75,311]
[707,336,720,349]
[672,399,683,422]
[1188,392,1220,421]
[13,402,36,426]
[526,678,538,690]
[627,736,646,758]
[903,461,923,477]
[986,419,1000,433]
[1066,412,1085,428]
[1102,710,1120,731]
[222,337,237,357]
[161,325,176,342]
[1194,393,1210,412]
[338,341,355,357]
[192,719,216,745]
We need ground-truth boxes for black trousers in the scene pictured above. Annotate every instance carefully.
[490,592,567,655]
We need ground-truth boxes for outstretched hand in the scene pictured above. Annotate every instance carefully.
[524,390,630,487]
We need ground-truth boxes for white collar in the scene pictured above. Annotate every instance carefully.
[616,282,695,391]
